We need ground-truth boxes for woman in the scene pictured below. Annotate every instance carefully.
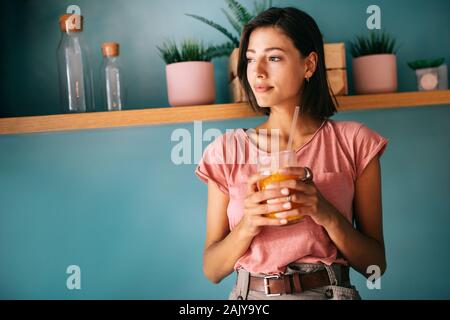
[195,7,388,300]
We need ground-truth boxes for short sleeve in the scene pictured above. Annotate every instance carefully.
[354,124,389,179]
[195,135,229,194]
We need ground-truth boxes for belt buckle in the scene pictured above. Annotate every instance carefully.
[263,275,282,297]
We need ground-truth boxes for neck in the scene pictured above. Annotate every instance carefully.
[250,104,324,153]
[265,105,322,139]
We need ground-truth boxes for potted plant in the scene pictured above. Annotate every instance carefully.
[186,0,273,102]
[350,32,398,94]
[157,39,229,107]
[407,58,448,91]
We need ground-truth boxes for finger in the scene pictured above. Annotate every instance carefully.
[288,193,316,206]
[247,200,295,217]
[266,193,314,206]
[246,172,269,194]
[267,196,291,204]
[253,215,289,227]
[263,179,316,195]
[249,187,291,205]
[272,207,305,220]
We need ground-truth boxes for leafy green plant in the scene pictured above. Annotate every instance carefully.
[157,39,234,64]
[185,0,273,57]
[350,32,398,58]
[407,58,445,70]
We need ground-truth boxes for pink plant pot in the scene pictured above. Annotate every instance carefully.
[352,54,398,94]
[166,61,216,107]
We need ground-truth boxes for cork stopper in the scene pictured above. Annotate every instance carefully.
[59,14,83,32]
[102,42,120,57]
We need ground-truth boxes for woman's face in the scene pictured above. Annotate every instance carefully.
[246,26,308,108]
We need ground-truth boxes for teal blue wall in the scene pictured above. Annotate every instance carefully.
[1,106,449,299]
[0,0,449,299]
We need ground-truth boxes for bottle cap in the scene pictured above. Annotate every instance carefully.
[102,42,120,57]
[59,14,83,32]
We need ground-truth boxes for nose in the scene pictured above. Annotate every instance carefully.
[253,59,267,79]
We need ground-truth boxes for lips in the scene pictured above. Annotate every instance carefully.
[254,85,274,93]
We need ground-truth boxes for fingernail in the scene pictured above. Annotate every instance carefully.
[281,188,289,195]
[283,202,291,209]
[266,199,276,204]
[280,219,288,224]
[266,184,276,189]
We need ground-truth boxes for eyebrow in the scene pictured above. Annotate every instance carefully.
[246,47,285,53]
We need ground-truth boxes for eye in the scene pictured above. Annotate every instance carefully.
[246,57,255,63]
[269,56,281,62]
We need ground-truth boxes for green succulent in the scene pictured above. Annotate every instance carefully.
[157,39,235,64]
[407,58,445,70]
[350,31,398,58]
[185,0,273,57]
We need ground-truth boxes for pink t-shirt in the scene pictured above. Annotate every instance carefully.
[195,119,388,275]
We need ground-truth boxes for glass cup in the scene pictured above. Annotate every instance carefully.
[256,149,303,225]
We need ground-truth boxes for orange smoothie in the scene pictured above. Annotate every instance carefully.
[258,172,303,222]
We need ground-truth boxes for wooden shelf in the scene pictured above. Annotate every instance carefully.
[0,90,449,135]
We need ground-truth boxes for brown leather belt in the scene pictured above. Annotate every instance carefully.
[248,267,349,296]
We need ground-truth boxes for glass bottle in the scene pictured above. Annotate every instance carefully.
[100,42,125,111]
[57,14,95,113]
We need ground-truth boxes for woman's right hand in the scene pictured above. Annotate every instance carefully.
[239,172,293,237]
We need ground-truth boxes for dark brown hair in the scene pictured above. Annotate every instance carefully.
[237,7,338,119]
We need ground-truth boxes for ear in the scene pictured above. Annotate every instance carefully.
[304,52,318,78]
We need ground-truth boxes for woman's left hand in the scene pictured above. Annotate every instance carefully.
[266,166,338,228]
